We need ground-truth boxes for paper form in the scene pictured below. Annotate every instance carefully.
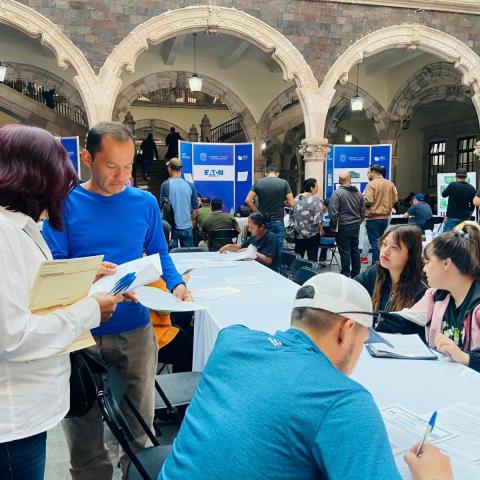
[367,334,437,359]
[136,286,208,312]
[89,254,162,295]
[380,406,455,455]
[218,244,257,261]
[225,276,262,286]
[29,255,103,354]
[191,287,242,300]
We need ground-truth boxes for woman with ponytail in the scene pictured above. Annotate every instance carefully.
[387,223,480,371]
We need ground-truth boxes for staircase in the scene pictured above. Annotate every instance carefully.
[210,117,245,143]
[135,145,169,199]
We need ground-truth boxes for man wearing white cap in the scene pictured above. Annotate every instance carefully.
[159,273,452,480]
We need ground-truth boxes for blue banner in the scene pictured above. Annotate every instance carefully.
[59,137,80,175]
[178,141,253,212]
[325,144,391,198]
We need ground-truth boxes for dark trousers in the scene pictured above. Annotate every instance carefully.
[0,432,46,480]
[295,234,320,262]
[366,219,389,264]
[142,157,152,177]
[266,220,285,255]
[336,223,361,278]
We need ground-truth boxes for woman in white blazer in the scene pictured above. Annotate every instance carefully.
[0,125,123,479]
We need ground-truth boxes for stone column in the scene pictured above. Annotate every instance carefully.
[298,138,330,197]
[188,124,199,142]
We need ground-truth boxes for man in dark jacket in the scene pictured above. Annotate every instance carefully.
[139,133,159,181]
[328,172,366,278]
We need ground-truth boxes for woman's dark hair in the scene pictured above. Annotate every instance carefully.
[303,178,317,193]
[424,223,480,279]
[86,122,135,160]
[0,125,78,230]
[372,225,425,311]
[249,211,267,228]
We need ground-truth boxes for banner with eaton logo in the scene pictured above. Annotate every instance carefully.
[325,144,391,198]
[179,141,253,212]
[58,136,80,175]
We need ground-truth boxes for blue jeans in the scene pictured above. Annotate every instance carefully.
[172,227,193,248]
[443,218,464,232]
[266,219,285,255]
[366,219,389,264]
[0,432,46,480]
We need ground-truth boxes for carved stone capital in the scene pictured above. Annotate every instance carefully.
[298,139,330,162]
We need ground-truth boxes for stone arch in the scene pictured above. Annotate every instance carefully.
[2,0,98,125]
[97,5,322,142]
[134,119,188,141]
[112,71,257,142]
[325,83,388,140]
[318,25,480,139]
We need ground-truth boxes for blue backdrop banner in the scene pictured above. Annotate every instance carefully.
[59,137,80,175]
[325,144,392,198]
[178,141,253,212]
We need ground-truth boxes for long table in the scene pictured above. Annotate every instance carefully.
[171,252,298,371]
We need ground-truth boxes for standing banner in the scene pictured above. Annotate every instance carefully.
[178,141,254,212]
[59,136,80,175]
[437,172,477,217]
[325,144,392,198]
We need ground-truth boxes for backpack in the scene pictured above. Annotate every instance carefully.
[160,179,175,227]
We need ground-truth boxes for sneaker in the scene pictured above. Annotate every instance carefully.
[360,256,368,264]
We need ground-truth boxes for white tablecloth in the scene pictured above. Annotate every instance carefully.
[171,252,298,371]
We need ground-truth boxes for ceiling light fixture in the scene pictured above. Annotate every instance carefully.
[188,34,203,92]
[350,63,364,112]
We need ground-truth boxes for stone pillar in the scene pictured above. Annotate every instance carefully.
[188,124,199,142]
[200,114,212,142]
[123,111,135,134]
[298,138,330,197]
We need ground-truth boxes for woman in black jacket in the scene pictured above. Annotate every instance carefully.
[356,225,427,335]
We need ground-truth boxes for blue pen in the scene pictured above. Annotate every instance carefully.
[109,272,136,295]
[416,411,437,457]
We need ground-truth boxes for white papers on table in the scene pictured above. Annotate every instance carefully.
[392,403,480,479]
[219,244,257,261]
[89,254,162,295]
[380,406,455,455]
[366,334,437,360]
[237,171,248,182]
[203,260,241,268]
[191,287,242,300]
[136,286,207,312]
[225,276,262,286]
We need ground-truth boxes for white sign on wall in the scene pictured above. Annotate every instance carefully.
[437,172,477,217]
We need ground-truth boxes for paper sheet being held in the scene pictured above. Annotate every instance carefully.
[136,286,207,312]
[218,244,257,261]
[89,254,162,295]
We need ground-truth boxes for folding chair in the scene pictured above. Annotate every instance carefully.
[318,237,339,268]
[154,371,202,424]
[292,266,318,285]
[170,247,207,253]
[279,251,300,278]
[207,229,239,251]
[291,258,317,273]
[97,367,172,480]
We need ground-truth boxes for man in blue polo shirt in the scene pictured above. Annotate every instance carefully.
[43,122,190,480]
[404,193,433,230]
[159,273,452,480]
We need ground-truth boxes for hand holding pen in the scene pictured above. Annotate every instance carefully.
[416,411,437,457]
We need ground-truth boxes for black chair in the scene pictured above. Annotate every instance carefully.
[279,251,300,278]
[97,367,171,480]
[292,266,318,285]
[423,216,444,232]
[389,216,408,225]
[291,258,317,273]
[170,247,207,253]
[207,229,239,251]
[318,236,339,267]
[154,371,202,424]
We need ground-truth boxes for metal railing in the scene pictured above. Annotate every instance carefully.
[133,86,226,107]
[2,79,87,126]
[210,117,243,143]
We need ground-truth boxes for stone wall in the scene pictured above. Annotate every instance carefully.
[19,0,480,83]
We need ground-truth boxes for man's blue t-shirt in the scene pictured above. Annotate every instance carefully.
[159,326,401,480]
[159,178,198,230]
[407,201,433,228]
[42,185,183,335]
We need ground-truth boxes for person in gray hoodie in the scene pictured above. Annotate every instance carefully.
[328,172,366,278]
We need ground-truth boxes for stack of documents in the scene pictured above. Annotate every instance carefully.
[136,286,207,313]
[366,334,437,360]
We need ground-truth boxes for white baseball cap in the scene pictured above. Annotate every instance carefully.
[293,272,374,328]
